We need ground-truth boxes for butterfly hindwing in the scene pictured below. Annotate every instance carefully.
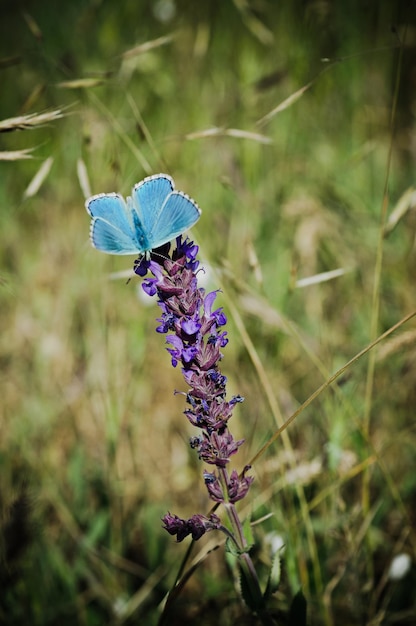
[90,217,145,255]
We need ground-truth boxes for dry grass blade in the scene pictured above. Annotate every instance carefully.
[247,240,264,285]
[22,11,42,40]
[376,329,416,361]
[23,157,54,198]
[239,293,287,332]
[185,127,225,139]
[57,78,108,89]
[256,81,313,128]
[21,84,46,113]
[185,126,272,144]
[384,187,416,236]
[232,0,274,44]
[225,128,272,143]
[122,34,175,59]
[255,56,346,128]
[77,158,91,199]
[0,148,35,160]
[0,109,65,132]
[295,267,353,288]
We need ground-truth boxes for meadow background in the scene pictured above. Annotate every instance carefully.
[1,1,416,624]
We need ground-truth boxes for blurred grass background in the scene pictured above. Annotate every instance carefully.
[1,1,416,624]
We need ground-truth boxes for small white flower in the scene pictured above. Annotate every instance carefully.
[113,596,128,618]
[264,532,285,557]
[388,553,412,581]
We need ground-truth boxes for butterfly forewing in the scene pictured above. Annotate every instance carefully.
[132,174,174,239]
[86,193,134,234]
[86,193,144,254]
[149,191,201,249]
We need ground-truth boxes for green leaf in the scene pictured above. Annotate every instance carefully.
[264,550,281,600]
[239,563,265,613]
[225,536,241,558]
[83,510,108,548]
[242,516,254,550]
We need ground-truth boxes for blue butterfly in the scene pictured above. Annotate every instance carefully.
[85,173,201,255]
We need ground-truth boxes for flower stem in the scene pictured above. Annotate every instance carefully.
[222,497,276,625]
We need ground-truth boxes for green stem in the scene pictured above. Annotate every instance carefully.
[218,467,277,625]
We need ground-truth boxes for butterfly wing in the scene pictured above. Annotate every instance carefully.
[90,218,145,255]
[148,191,201,249]
[86,193,145,255]
[131,174,175,238]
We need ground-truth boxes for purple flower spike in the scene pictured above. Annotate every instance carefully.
[139,236,253,539]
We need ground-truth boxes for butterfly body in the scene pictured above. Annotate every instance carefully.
[85,173,201,255]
